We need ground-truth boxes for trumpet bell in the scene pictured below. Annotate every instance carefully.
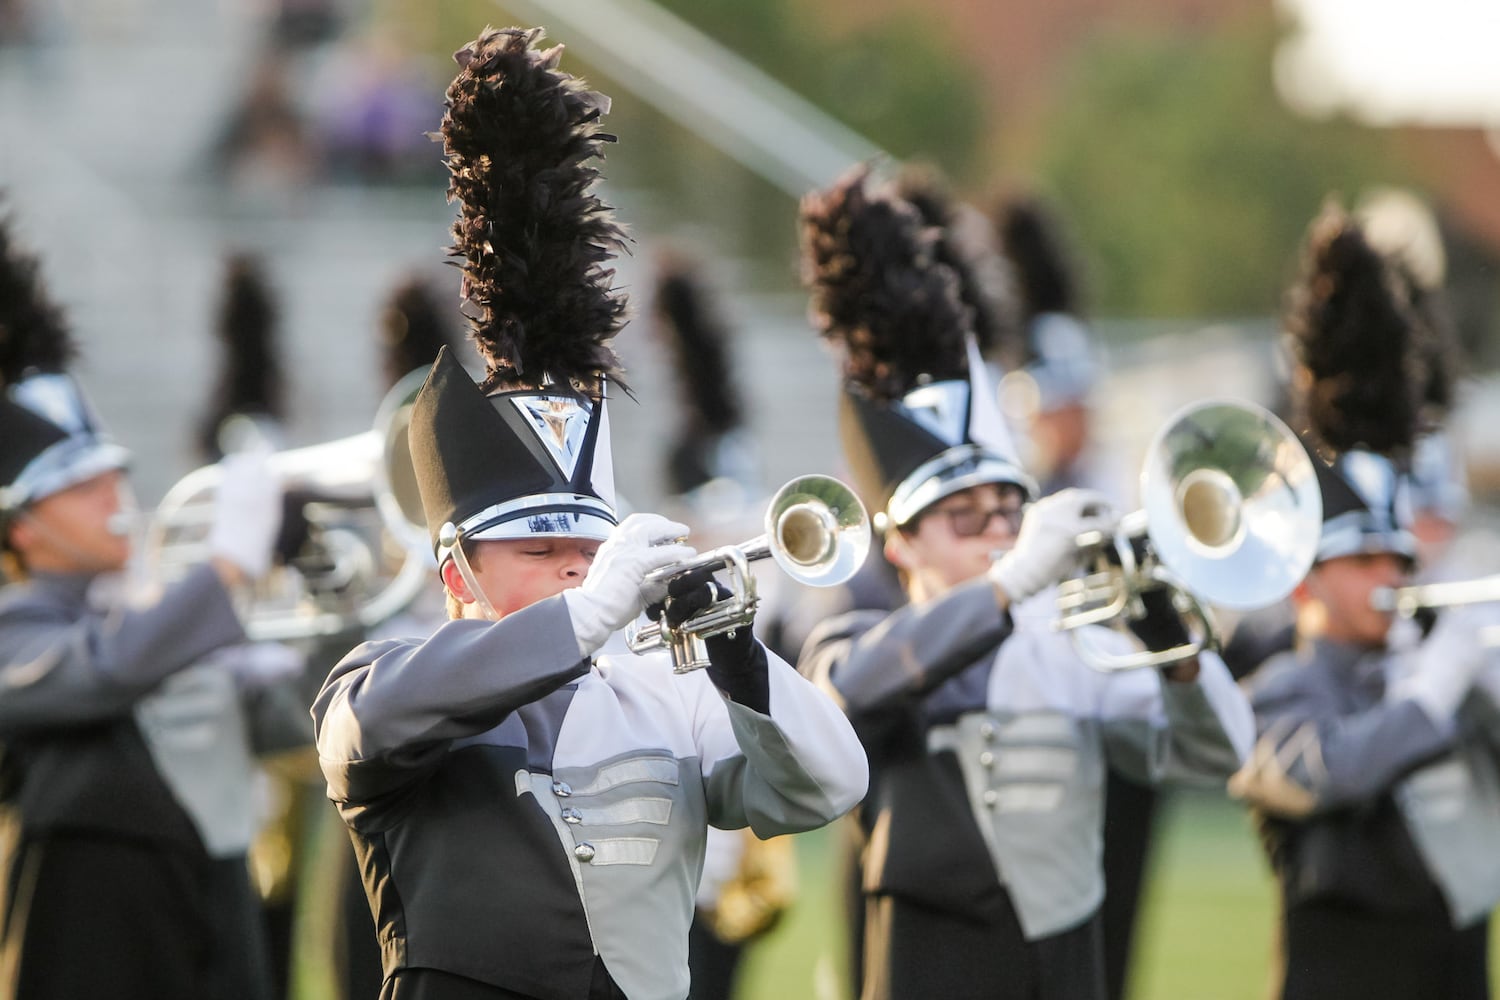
[765,475,870,587]
[1141,400,1321,610]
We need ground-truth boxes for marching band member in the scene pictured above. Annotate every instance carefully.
[796,166,1253,1000]
[311,29,867,1000]
[0,209,286,999]
[1230,203,1500,1000]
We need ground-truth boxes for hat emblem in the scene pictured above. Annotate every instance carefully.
[898,381,967,447]
[510,393,593,479]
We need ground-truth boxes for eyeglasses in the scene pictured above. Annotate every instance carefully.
[935,504,1025,538]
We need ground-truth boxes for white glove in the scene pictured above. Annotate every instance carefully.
[208,448,283,580]
[1393,605,1500,723]
[562,513,696,657]
[988,488,1118,605]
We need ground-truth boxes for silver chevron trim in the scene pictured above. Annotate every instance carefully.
[569,757,680,796]
[585,837,660,866]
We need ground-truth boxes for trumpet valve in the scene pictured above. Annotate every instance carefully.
[669,631,712,674]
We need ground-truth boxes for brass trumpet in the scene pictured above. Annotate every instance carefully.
[1058,399,1323,671]
[627,475,871,672]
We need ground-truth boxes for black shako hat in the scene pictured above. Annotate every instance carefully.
[412,26,628,563]
[1285,201,1435,564]
[0,209,128,517]
[409,347,616,558]
[802,165,1033,530]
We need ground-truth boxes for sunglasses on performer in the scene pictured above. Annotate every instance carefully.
[935,504,1025,538]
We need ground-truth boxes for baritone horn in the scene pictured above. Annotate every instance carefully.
[145,368,433,643]
[1057,399,1323,671]
[627,475,871,673]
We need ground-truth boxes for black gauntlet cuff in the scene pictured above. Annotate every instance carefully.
[655,568,771,713]
[705,628,770,715]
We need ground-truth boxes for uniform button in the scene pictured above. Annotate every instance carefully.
[979,751,995,768]
[574,842,597,863]
[979,721,997,741]
[982,789,999,808]
[552,780,572,797]
[561,807,583,824]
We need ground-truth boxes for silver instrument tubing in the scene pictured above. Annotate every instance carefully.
[627,474,871,673]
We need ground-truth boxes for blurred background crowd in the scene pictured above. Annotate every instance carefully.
[2,0,1498,997]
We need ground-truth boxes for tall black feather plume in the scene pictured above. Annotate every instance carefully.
[197,253,284,461]
[653,253,743,436]
[0,207,74,387]
[800,165,969,403]
[1285,202,1424,458]
[994,194,1082,346]
[380,273,460,391]
[895,164,1018,359]
[1395,261,1459,425]
[440,26,629,393]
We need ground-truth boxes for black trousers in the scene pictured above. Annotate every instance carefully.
[1282,902,1489,1000]
[687,916,747,1000]
[1,832,270,1000]
[861,892,1106,1000]
[1100,771,1159,1000]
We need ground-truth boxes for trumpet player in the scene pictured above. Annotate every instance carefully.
[310,29,866,1000]
[0,211,287,998]
[1230,204,1500,1000]
[796,167,1253,1000]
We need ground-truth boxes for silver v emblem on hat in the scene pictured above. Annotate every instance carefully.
[510,394,592,480]
[899,381,969,447]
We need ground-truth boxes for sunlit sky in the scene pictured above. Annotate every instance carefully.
[1276,0,1500,127]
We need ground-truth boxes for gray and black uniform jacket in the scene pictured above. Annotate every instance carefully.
[0,565,249,843]
[1241,638,1500,927]
[0,566,285,998]
[312,594,868,1000]
[799,581,1253,940]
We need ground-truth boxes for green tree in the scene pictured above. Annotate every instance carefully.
[651,0,988,180]
[1030,17,1418,319]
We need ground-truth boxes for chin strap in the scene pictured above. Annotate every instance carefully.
[444,524,500,621]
